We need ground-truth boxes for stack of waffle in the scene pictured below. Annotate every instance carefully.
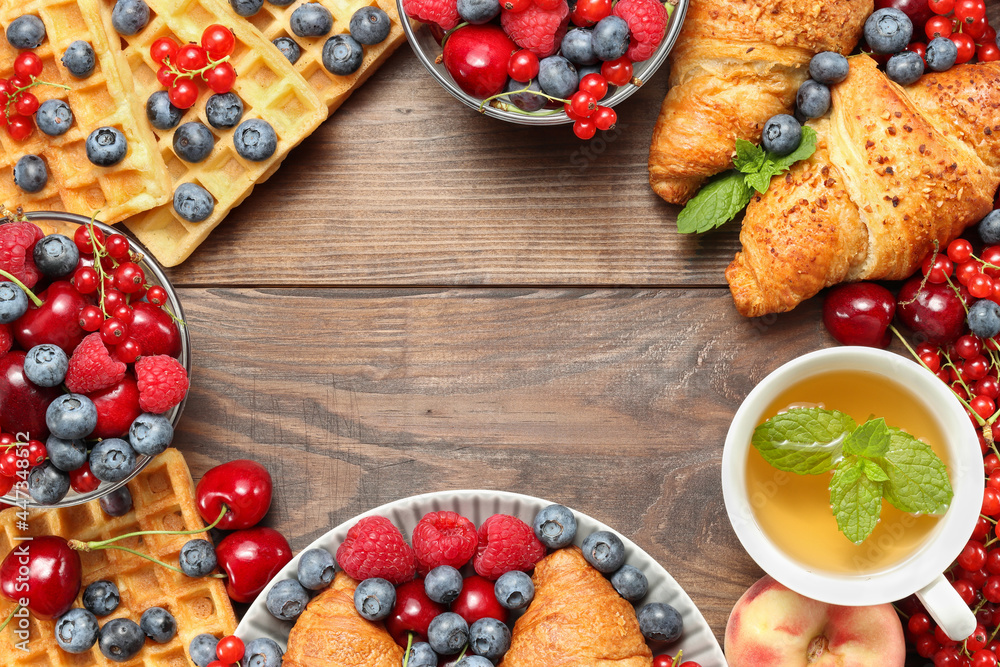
[0,0,407,266]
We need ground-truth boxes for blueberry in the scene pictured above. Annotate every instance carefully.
[577,63,601,83]
[173,122,215,163]
[291,3,333,37]
[796,79,830,120]
[33,234,79,278]
[637,602,683,643]
[205,93,244,129]
[14,155,48,193]
[28,462,70,504]
[100,486,133,516]
[111,0,151,35]
[322,34,363,75]
[269,0,297,5]
[62,41,95,78]
[140,607,177,643]
[404,642,438,667]
[100,618,145,662]
[128,413,173,456]
[272,37,301,64]
[6,15,45,49]
[427,612,469,655]
[36,99,74,136]
[24,344,69,387]
[503,79,547,112]
[46,394,98,439]
[886,50,924,86]
[561,28,598,66]
[230,0,264,16]
[173,183,215,222]
[808,51,849,86]
[580,530,625,573]
[610,564,648,601]
[494,570,533,610]
[297,547,336,590]
[926,37,958,72]
[266,578,310,621]
[146,91,183,131]
[980,210,1000,245]
[0,283,28,324]
[468,617,511,662]
[969,299,1000,339]
[89,438,137,483]
[537,56,577,99]
[354,577,396,621]
[55,608,99,653]
[424,565,463,604]
[533,504,577,549]
[179,539,218,577]
[190,634,220,667]
[234,119,277,162]
[761,114,802,157]
[350,6,391,44]
[458,657,494,667]
[84,580,121,616]
[46,436,87,472]
[86,127,128,167]
[242,637,284,667]
[591,16,630,62]
[864,8,912,55]
[456,0,500,24]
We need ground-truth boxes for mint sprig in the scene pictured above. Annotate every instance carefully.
[677,126,818,234]
[752,408,953,544]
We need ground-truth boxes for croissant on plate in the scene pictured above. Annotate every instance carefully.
[726,56,1000,317]
[283,572,404,667]
[499,546,653,667]
[648,0,872,205]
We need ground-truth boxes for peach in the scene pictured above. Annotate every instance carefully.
[724,575,905,667]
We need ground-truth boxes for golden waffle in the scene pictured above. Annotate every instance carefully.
[0,0,172,224]
[0,449,238,666]
[112,0,328,267]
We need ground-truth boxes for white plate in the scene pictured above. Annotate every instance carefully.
[236,490,727,666]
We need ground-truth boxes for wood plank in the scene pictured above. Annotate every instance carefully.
[172,286,832,643]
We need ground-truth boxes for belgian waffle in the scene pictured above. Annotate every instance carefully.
[112,0,329,267]
[0,0,172,224]
[0,449,238,666]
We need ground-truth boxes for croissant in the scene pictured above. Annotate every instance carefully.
[648,0,872,204]
[726,56,1000,317]
[499,547,652,667]
[283,572,404,667]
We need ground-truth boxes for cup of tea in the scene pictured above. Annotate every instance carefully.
[722,346,983,641]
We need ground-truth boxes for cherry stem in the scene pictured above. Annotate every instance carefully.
[439,22,468,49]
[91,544,225,578]
[72,505,228,550]
[0,604,19,633]
[403,633,413,667]
[0,268,43,306]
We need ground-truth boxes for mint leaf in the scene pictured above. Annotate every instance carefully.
[770,125,819,172]
[676,172,753,234]
[861,458,889,483]
[745,168,777,194]
[734,139,766,174]
[882,428,953,515]
[751,408,857,475]
[830,456,883,543]
[843,418,891,458]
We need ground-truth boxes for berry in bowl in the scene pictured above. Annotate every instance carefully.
[0,209,190,508]
[398,0,689,137]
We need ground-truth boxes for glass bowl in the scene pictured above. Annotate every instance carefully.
[4,211,191,509]
[397,0,690,125]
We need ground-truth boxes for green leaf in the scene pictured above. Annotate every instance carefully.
[676,171,753,234]
[745,168,778,194]
[861,458,890,483]
[734,139,766,174]
[751,408,857,475]
[882,428,953,515]
[830,457,883,543]
[769,125,819,172]
[843,418,892,458]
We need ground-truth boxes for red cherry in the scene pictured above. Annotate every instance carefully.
[128,302,182,357]
[452,574,508,626]
[87,376,142,440]
[215,527,293,603]
[0,536,81,619]
[13,52,43,78]
[69,463,101,493]
[175,45,209,72]
[150,37,179,65]
[822,282,896,348]
[216,635,245,663]
[507,49,539,82]
[169,80,199,110]
[601,57,633,86]
[906,41,927,61]
[0,353,60,440]
[442,25,516,98]
[204,62,236,94]
[7,115,33,141]
[896,276,969,345]
[385,578,446,646]
[201,25,236,59]
[874,0,934,26]
[196,460,273,530]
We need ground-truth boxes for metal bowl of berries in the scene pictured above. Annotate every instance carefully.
[398,0,689,130]
[1,211,190,509]
[235,490,727,665]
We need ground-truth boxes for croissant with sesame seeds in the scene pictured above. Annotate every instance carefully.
[726,55,1000,318]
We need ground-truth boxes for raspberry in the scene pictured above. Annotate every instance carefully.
[65,333,126,394]
[412,511,478,573]
[501,0,570,58]
[612,0,667,63]
[336,516,417,584]
[135,354,189,414]
[0,324,10,357]
[473,514,546,580]
[0,221,44,289]
[402,0,461,30]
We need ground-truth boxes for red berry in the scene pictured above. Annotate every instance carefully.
[917,632,942,658]
[503,0,531,11]
[385,579,445,646]
[958,540,988,571]
[146,285,168,307]
[13,52,43,78]
[579,73,608,99]
[150,37,179,65]
[78,305,104,332]
[920,351,941,372]
[102,289,125,313]
[9,74,31,90]
[66,333,126,394]
[72,266,99,294]
[976,376,999,399]
[135,355,189,414]
[928,0,955,13]
[972,650,997,667]
[965,356,990,382]
[906,41,927,61]
[412,511,478,573]
[25,440,45,467]
[612,0,668,62]
[175,45,209,72]
[910,612,933,635]
[953,578,977,604]
[571,0,611,25]
[984,487,1000,516]
[952,32,976,64]
[601,57,633,86]
[569,90,597,117]
[473,514,545,580]
[966,16,989,40]
[113,305,133,325]
[507,49,539,82]
[156,65,177,88]
[957,335,983,359]
[979,42,1000,63]
[69,463,101,493]
[925,15,954,41]
[573,118,596,139]
[970,273,994,299]
[216,636,244,664]
[7,115,32,141]
[954,0,986,24]
[115,338,142,364]
[204,62,236,94]
[0,450,19,478]
[13,92,39,117]
[594,106,617,130]
[987,453,1000,475]
[104,234,131,261]
[452,574,509,625]
[168,80,199,110]
[336,516,416,584]
[922,253,954,284]
[968,624,990,653]
[100,317,128,346]
[114,262,145,294]
[201,25,236,59]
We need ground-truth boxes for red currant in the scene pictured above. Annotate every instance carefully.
[984,487,1000,516]
[928,0,955,13]
[7,115,32,141]
[594,106,617,131]
[579,73,608,100]
[965,357,990,382]
[0,451,19,478]
[952,32,976,64]
[69,463,101,493]
[74,225,105,255]
[571,0,612,25]
[573,118,596,140]
[204,62,236,94]
[954,0,986,24]
[970,273,994,299]
[114,262,145,294]
[169,80,199,110]
[13,52,43,78]
[953,578,977,604]
[983,247,1000,277]
[959,540,989,571]
[957,335,983,359]
[989,470,1000,491]
[569,90,597,118]
[78,305,104,332]
[601,57,633,87]
[175,45,209,72]
[972,649,998,667]
[966,16,989,40]
[918,632,942,658]
[100,317,128,346]
[910,612,933,635]
[216,636,245,663]
[948,240,973,264]
[958,260,981,285]
[9,74,31,90]
[906,41,927,62]
[987,453,1000,475]
[25,440,45,467]
[157,65,178,88]
[146,285,168,306]
[507,50,539,82]
[979,43,1000,63]
[921,351,941,372]
[922,254,954,284]
[113,304,134,324]
[72,266,99,294]
[968,624,990,653]
[115,338,142,364]
[104,234,131,261]
[926,15,954,40]
[151,37,179,65]
[202,25,236,59]
[976,376,999,399]
[103,289,125,312]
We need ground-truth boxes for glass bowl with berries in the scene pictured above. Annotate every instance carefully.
[397,0,689,138]
[0,209,190,508]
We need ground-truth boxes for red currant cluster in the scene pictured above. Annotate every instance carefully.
[0,51,67,141]
[0,436,65,499]
[909,0,996,64]
[150,24,237,110]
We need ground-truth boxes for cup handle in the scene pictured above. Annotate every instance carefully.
[916,573,977,641]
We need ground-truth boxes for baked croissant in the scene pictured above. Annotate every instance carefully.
[726,56,1000,317]
[499,547,652,667]
[648,0,872,204]
[283,572,404,667]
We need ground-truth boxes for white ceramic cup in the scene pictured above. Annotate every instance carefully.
[722,347,983,641]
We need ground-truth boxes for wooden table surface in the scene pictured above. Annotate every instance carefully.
[164,5,1000,650]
